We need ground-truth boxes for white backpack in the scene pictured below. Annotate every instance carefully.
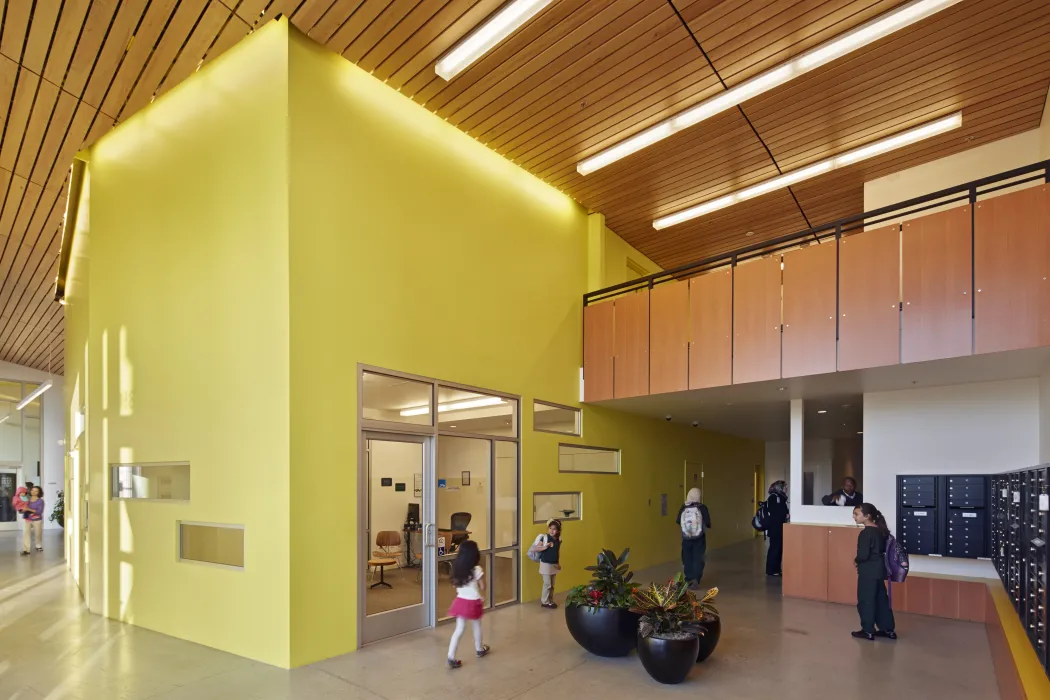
[680,505,703,539]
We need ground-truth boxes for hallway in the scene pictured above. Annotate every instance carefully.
[0,533,999,699]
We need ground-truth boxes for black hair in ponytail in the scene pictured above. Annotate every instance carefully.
[856,502,890,539]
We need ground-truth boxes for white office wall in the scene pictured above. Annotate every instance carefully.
[865,378,1039,548]
[0,360,64,530]
[367,440,421,554]
[1040,364,1050,463]
[437,436,492,550]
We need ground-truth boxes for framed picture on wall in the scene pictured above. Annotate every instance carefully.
[461,471,470,486]
[414,473,422,497]
[381,477,392,487]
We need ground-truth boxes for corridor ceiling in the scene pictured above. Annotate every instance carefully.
[0,0,1047,372]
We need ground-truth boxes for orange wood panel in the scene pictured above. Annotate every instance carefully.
[583,299,615,402]
[891,580,908,612]
[827,525,859,605]
[782,524,829,601]
[689,268,733,389]
[649,281,689,395]
[782,240,837,378]
[975,184,1050,354]
[904,575,933,615]
[930,578,961,619]
[901,206,973,364]
[613,289,649,399]
[959,580,987,623]
[838,225,901,371]
[732,256,782,384]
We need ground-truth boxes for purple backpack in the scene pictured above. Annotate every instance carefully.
[884,534,910,583]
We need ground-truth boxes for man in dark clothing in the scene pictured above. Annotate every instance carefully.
[765,481,790,576]
[822,477,863,507]
[676,488,712,588]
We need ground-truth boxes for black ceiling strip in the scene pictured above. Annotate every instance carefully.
[665,0,813,231]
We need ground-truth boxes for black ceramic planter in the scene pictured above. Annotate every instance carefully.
[637,634,700,684]
[564,605,641,657]
[696,615,721,662]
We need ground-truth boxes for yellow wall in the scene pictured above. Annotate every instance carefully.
[285,26,760,666]
[65,20,292,667]
[585,212,662,292]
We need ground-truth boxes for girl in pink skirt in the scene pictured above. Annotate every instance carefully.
[446,540,490,668]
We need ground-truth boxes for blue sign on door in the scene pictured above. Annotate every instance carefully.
[438,479,447,489]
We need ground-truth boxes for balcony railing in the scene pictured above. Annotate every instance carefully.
[582,160,1050,402]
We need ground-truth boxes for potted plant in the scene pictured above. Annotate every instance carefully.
[564,548,641,657]
[694,587,720,662]
[631,573,706,684]
[49,490,64,528]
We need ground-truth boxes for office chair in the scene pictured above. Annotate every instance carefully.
[450,512,472,551]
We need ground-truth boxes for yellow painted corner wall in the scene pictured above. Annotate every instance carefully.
[285,28,762,666]
[603,225,661,288]
[67,20,292,667]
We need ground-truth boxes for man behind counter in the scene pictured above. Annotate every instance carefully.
[822,477,863,507]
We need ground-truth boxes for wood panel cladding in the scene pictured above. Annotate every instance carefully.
[732,256,782,384]
[782,524,828,601]
[827,525,860,605]
[689,268,733,389]
[782,241,837,378]
[902,206,973,364]
[838,226,901,371]
[975,185,1050,355]
[613,289,649,399]
[583,299,615,402]
[649,281,689,394]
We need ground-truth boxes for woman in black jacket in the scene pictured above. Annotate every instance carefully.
[852,503,897,641]
[765,481,789,576]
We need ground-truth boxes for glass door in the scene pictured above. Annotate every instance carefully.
[361,433,434,644]
[0,467,24,532]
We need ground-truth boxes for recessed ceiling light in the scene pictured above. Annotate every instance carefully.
[435,0,553,81]
[778,387,785,391]
[818,410,827,414]
[576,0,963,175]
[450,425,458,428]
[653,113,962,229]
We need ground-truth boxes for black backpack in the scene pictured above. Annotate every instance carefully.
[752,501,770,532]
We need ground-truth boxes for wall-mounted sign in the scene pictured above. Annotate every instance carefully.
[438,479,446,489]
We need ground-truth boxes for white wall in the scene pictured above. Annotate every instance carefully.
[368,440,421,554]
[437,436,492,550]
[0,360,64,530]
[1041,364,1050,464]
[865,378,1039,557]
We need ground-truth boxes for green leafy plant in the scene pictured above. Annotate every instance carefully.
[49,490,64,528]
[631,573,719,639]
[567,548,640,610]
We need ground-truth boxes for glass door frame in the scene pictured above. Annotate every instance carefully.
[0,466,24,532]
[357,364,521,647]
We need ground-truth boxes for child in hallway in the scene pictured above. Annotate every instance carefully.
[21,485,45,555]
[446,540,490,669]
[529,519,562,609]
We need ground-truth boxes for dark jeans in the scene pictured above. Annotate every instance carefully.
[682,536,707,584]
[766,524,783,575]
[857,577,896,634]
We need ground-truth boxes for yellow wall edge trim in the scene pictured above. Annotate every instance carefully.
[989,581,1050,698]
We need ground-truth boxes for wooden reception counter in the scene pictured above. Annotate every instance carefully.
[782,523,1049,700]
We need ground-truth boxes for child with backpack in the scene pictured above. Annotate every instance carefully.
[528,519,562,609]
[676,488,711,588]
[446,540,490,668]
[851,503,898,641]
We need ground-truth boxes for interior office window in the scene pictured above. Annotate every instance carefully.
[111,463,191,500]
[533,492,581,523]
[801,399,864,505]
[362,371,433,426]
[533,401,581,436]
[0,381,23,463]
[558,444,619,474]
[436,386,516,437]
[179,522,244,568]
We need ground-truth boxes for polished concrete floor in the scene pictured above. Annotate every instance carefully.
[0,531,999,699]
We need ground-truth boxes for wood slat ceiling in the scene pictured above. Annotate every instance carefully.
[0,0,1046,372]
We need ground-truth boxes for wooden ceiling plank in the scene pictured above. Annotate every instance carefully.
[98,0,180,119]
[22,0,64,75]
[0,53,18,140]
[290,0,342,35]
[354,0,450,73]
[235,0,271,27]
[80,0,150,114]
[0,222,61,349]
[45,99,95,191]
[202,12,251,66]
[42,0,93,87]
[157,0,232,99]
[63,0,122,100]
[81,110,114,149]
[0,0,33,64]
[382,0,502,91]
[0,68,40,173]
[16,303,63,368]
[6,297,61,368]
[0,182,46,304]
[13,78,61,181]
[308,0,366,45]
[121,0,210,120]
[341,0,423,63]
[460,2,699,137]
[326,0,397,58]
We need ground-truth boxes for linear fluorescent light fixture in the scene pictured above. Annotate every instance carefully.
[653,112,962,230]
[401,396,505,417]
[435,0,553,81]
[16,379,53,410]
[577,0,963,176]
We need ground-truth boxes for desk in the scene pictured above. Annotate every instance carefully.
[438,529,472,537]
